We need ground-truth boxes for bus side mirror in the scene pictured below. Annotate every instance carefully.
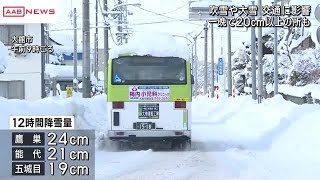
[191,75,195,84]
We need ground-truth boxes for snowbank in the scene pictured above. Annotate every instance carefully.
[266,84,320,99]
[192,94,320,153]
[0,41,8,73]
[192,95,295,146]
[110,31,190,60]
[45,64,82,78]
[190,94,320,180]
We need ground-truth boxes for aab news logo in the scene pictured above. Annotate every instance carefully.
[2,6,55,17]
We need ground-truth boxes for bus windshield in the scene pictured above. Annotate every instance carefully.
[111,56,187,85]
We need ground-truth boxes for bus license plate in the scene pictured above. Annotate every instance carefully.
[138,103,159,119]
[137,122,152,130]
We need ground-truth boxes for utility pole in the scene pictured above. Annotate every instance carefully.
[251,0,257,99]
[40,23,45,98]
[82,0,91,98]
[190,41,195,95]
[227,22,232,97]
[73,8,78,92]
[46,24,50,64]
[94,0,99,79]
[123,4,128,44]
[104,0,109,94]
[204,21,208,96]
[273,0,279,95]
[193,36,198,96]
[210,23,215,98]
[257,0,263,103]
[117,0,123,45]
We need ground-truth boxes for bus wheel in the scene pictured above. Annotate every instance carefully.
[118,141,127,151]
[181,140,191,151]
[173,139,191,151]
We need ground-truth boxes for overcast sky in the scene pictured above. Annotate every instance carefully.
[50,0,319,62]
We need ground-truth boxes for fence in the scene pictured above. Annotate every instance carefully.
[0,80,25,99]
[267,91,319,105]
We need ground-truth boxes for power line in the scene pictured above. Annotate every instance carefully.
[133,6,203,26]
[187,26,203,36]
[158,2,188,15]
[109,28,119,45]
[128,19,199,25]
[50,13,83,28]
[130,6,249,32]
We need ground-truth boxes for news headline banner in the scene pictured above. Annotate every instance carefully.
[0,0,60,23]
[208,4,313,27]
[0,116,95,180]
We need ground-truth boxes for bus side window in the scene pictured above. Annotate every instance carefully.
[191,75,195,84]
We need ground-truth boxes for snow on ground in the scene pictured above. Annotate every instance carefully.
[1,93,320,179]
[0,40,8,73]
[266,83,320,99]
[110,31,190,60]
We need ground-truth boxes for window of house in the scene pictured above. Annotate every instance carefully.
[0,25,24,46]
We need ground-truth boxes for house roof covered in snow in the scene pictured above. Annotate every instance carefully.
[45,64,82,78]
[49,32,83,53]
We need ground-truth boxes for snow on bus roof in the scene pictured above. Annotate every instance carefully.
[110,32,190,60]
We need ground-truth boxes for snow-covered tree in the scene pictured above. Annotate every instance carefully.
[288,48,320,86]
[0,41,8,74]
[231,43,251,93]
[263,25,317,86]
[195,61,216,94]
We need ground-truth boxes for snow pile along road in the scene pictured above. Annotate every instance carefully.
[0,40,8,73]
[191,95,320,180]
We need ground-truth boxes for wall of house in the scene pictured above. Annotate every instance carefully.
[0,24,42,101]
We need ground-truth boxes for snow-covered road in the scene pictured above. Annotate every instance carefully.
[94,95,320,180]
[96,126,219,180]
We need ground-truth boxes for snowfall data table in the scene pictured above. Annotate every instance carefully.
[0,130,95,180]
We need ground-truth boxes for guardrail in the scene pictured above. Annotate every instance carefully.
[267,91,320,105]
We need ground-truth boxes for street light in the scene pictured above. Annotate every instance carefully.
[173,34,195,94]
[273,0,290,96]
[188,30,204,96]
[172,35,193,59]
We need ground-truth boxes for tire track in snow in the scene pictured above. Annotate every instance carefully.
[106,151,217,180]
